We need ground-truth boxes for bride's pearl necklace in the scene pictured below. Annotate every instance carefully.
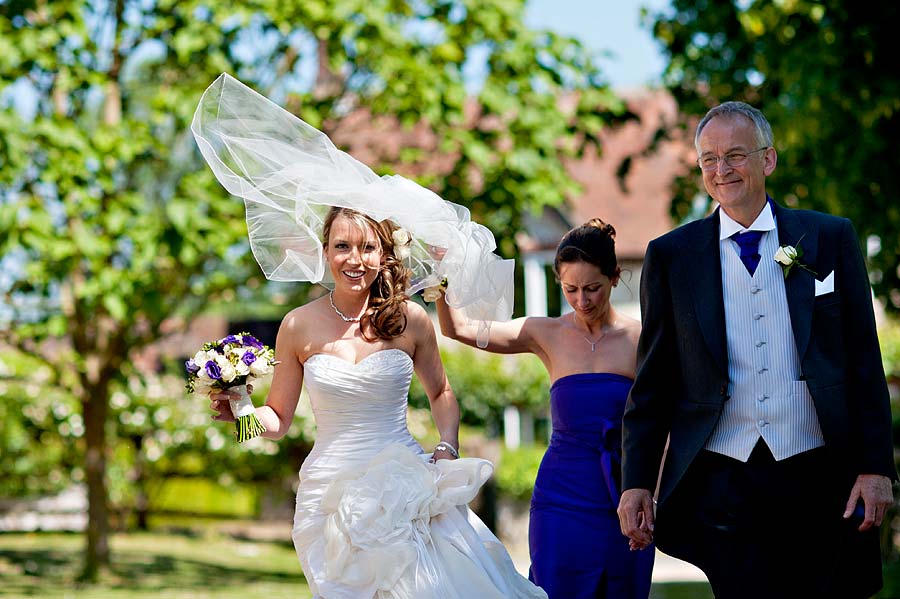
[330,292,363,323]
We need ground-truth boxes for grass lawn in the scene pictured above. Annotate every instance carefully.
[650,584,714,599]
[3,530,900,598]
[0,530,311,598]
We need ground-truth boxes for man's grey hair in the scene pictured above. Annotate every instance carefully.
[694,101,774,152]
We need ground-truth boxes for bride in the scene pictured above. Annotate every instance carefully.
[196,74,547,598]
[210,207,545,598]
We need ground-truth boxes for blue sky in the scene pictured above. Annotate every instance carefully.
[525,0,670,89]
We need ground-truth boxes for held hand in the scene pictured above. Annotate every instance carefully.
[209,384,253,422]
[844,474,894,532]
[617,488,655,550]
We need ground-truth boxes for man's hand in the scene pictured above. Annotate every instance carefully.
[844,474,894,532]
[618,488,655,550]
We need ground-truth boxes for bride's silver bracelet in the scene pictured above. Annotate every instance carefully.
[434,441,460,459]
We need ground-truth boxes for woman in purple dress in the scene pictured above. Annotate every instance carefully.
[436,218,654,599]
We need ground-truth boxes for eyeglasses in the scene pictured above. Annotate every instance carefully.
[697,147,769,171]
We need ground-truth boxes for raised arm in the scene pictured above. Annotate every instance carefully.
[435,292,545,356]
[408,302,460,457]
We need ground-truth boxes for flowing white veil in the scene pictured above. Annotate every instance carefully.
[191,73,514,346]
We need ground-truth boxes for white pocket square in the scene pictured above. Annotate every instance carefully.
[814,271,834,297]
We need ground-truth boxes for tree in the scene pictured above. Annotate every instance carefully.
[0,0,252,580]
[0,0,627,580]
[650,0,900,310]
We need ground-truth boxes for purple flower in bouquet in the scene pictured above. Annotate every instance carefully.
[205,360,222,380]
[242,334,264,349]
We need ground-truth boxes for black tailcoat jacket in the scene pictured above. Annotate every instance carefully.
[622,202,895,512]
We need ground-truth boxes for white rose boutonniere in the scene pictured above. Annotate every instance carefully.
[392,227,412,260]
[774,235,817,279]
[773,244,798,266]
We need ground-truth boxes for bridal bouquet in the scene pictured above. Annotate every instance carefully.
[185,332,277,442]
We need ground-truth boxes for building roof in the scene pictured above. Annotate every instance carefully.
[525,89,695,259]
[571,90,692,258]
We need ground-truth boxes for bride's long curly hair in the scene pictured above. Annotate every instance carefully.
[322,207,411,340]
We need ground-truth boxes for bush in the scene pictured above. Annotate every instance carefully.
[409,346,550,428]
[495,444,546,501]
[150,477,258,518]
[0,352,81,498]
[881,318,900,380]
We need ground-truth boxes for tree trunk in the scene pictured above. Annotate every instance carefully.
[80,383,110,581]
[132,434,149,531]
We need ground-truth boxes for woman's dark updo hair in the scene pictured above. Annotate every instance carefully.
[553,218,620,281]
[322,207,411,340]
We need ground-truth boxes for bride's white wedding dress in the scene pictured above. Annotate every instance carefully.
[291,348,547,599]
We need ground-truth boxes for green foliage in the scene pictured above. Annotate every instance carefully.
[409,346,550,427]
[494,444,546,501]
[650,1,900,311]
[0,354,81,497]
[880,318,900,380]
[150,478,257,518]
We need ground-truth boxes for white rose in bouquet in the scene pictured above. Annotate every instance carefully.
[193,350,212,367]
[194,369,214,393]
[249,355,272,377]
[216,355,237,383]
[235,359,251,376]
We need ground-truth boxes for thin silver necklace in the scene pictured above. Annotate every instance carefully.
[579,321,612,352]
[581,330,606,352]
[329,292,362,323]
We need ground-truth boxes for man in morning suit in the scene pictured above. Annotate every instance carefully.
[617,101,896,599]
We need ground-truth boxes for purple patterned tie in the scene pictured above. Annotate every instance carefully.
[731,230,764,275]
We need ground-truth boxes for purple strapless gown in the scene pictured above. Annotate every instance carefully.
[528,373,654,599]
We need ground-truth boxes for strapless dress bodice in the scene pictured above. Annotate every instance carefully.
[303,349,414,440]
[300,349,421,481]
[549,372,633,432]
